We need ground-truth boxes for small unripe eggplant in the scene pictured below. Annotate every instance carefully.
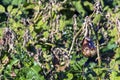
[81,37,96,57]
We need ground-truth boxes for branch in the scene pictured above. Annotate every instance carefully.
[68,27,82,56]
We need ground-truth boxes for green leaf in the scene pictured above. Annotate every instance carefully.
[29,25,35,35]
[110,59,120,80]
[6,59,19,71]
[72,1,86,16]
[103,6,109,11]
[93,14,102,25]
[67,73,73,80]
[0,5,5,13]
[107,43,117,50]
[25,3,35,9]
[26,65,44,80]
[60,18,65,31]
[31,31,37,39]
[115,47,120,59]
[36,20,48,30]
[37,20,43,27]
[101,0,104,7]
[0,64,4,74]
[83,1,94,11]
[43,31,49,38]
[16,10,22,16]
[2,0,11,5]
[102,43,117,52]
[12,0,24,5]
[31,62,41,73]
[55,33,61,40]
[2,55,9,65]
[11,8,19,15]
[7,5,13,13]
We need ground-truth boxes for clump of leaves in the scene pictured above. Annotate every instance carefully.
[0,0,120,80]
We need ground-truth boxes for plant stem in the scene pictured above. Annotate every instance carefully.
[96,36,101,67]
[92,24,101,67]
[93,25,101,79]
[69,27,82,56]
